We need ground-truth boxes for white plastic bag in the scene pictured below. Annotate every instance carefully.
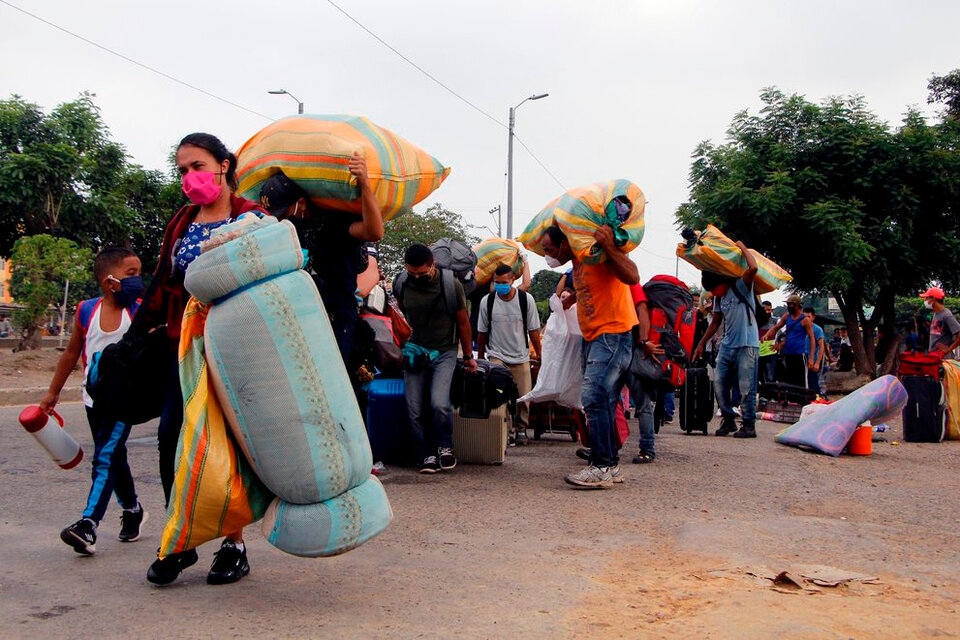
[520,295,583,409]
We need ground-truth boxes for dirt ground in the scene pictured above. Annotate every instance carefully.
[3,350,959,637]
[0,346,82,391]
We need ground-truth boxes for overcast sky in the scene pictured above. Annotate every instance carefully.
[2,0,957,301]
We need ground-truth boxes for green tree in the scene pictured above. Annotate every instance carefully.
[928,69,960,120]
[677,88,960,376]
[379,203,478,279]
[0,93,179,265]
[10,234,92,350]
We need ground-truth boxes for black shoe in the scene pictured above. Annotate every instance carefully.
[575,447,592,461]
[715,416,738,436]
[61,518,97,555]
[419,455,441,474]
[438,447,457,470]
[514,428,528,446]
[207,540,250,585]
[119,503,148,542]
[733,426,757,438]
[147,548,199,585]
[631,451,656,464]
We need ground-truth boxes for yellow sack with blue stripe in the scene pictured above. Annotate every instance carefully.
[473,238,524,286]
[538,179,646,265]
[517,203,559,257]
[940,360,960,440]
[676,224,792,295]
[236,115,450,221]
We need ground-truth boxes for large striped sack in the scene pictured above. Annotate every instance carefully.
[676,224,792,295]
[775,375,907,456]
[235,115,450,221]
[159,298,274,558]
[184,216,393,556]
[517,204,558,257]
[550,179,646,265]
[939,360,960,439]
[474,237,524,286]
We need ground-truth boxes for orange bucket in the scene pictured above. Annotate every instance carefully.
[847,425,873,456]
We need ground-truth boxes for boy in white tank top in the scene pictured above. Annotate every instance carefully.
[40,247,147,556]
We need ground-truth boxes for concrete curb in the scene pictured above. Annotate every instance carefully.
[0,386,81,408]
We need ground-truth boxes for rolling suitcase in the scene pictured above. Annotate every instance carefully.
[365,378,415,465]
[452,405,509,464]
[901,375,946,443]
[679,367,713,434]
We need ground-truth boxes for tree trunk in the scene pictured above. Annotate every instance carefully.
[834,287,875,377]
[15,326,43,352]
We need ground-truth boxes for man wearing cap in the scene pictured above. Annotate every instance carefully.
[762,294,816,388]
[259,154,384,364]
[921,287,960,358]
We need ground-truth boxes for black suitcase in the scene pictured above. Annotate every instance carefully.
[679,367,714,434]
[901,375,946,443]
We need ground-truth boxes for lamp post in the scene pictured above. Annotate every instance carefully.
[489,205,502,237]
[268,89,304,114]
[506,92,549,238]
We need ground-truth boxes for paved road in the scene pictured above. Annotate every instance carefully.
[2,401,960,638]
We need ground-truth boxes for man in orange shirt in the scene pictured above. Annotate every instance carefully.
[541,224,639,488]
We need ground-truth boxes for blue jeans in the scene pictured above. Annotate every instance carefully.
[633,381,655,455]
[715,345,758,422]
[404,350,458,461]
[582,332,633,467]
[82,407,137,524]
[662,388,675,420]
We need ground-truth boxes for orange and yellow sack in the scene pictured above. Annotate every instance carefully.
[520,180,645,265]
[158,300,273,558]
[940,360,960,439]
[235,115,450,221]
[675,224,792,294]
[473,238,524,285]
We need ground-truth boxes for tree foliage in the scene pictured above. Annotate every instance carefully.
[0,94,179,272]
[10,234,92,350]
[677,87,960,376]
[928,69,960,120]
[379,203,478,279]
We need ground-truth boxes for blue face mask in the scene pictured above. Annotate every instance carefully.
[494,283,512,296]
[109,275,144,308]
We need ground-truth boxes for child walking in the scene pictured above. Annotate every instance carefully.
[40,247,148,555]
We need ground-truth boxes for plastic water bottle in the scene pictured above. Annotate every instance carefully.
[873,423,888,433]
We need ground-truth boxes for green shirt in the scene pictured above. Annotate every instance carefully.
[399,271,466,352]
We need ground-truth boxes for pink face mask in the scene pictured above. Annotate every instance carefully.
[181,171,223,206]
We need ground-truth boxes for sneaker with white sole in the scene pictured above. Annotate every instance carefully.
[564,465,613,489]
[438,447,457,470]
[419,455,440,474]
[61,518,97,555]
[610,464,624,483]
[119,503,148,542]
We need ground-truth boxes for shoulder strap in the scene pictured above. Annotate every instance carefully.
[729,281,756,326]
[485,291,495,325]
[392,271,408,308]
[76,298,102,336]
[519,291,529,348]
[440,268,457,316]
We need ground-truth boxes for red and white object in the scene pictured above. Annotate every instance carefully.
[18,406,83,469]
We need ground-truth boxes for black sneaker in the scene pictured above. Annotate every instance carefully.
[438,447,457,470]
[514,428,528,446]
[147,548,199,585]
[419,455,441,474]
[207,540,250,585]
[119,503,148,542]
[733,423,758,438]
[61,518,97,555]
[575,447,592,461]
[715,416,738,436]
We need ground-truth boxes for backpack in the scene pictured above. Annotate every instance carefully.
[429,237,478,296]
[483,290,530,348]
[642,275,696,363]
[392,267,458,317]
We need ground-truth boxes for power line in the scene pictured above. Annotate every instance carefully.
[513,134,566,190]
[0,0,272,121]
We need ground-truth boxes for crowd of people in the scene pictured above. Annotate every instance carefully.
[33,130,959,588]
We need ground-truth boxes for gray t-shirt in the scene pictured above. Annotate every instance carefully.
[478,291,540,364]
[929,308,960,356]
[712,279,760,349]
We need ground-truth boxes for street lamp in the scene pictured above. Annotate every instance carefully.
[268,89,304,114]
[506,92,549,238]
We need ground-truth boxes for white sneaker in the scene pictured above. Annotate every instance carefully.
[564,465,613,489]
[610,464,624,483]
